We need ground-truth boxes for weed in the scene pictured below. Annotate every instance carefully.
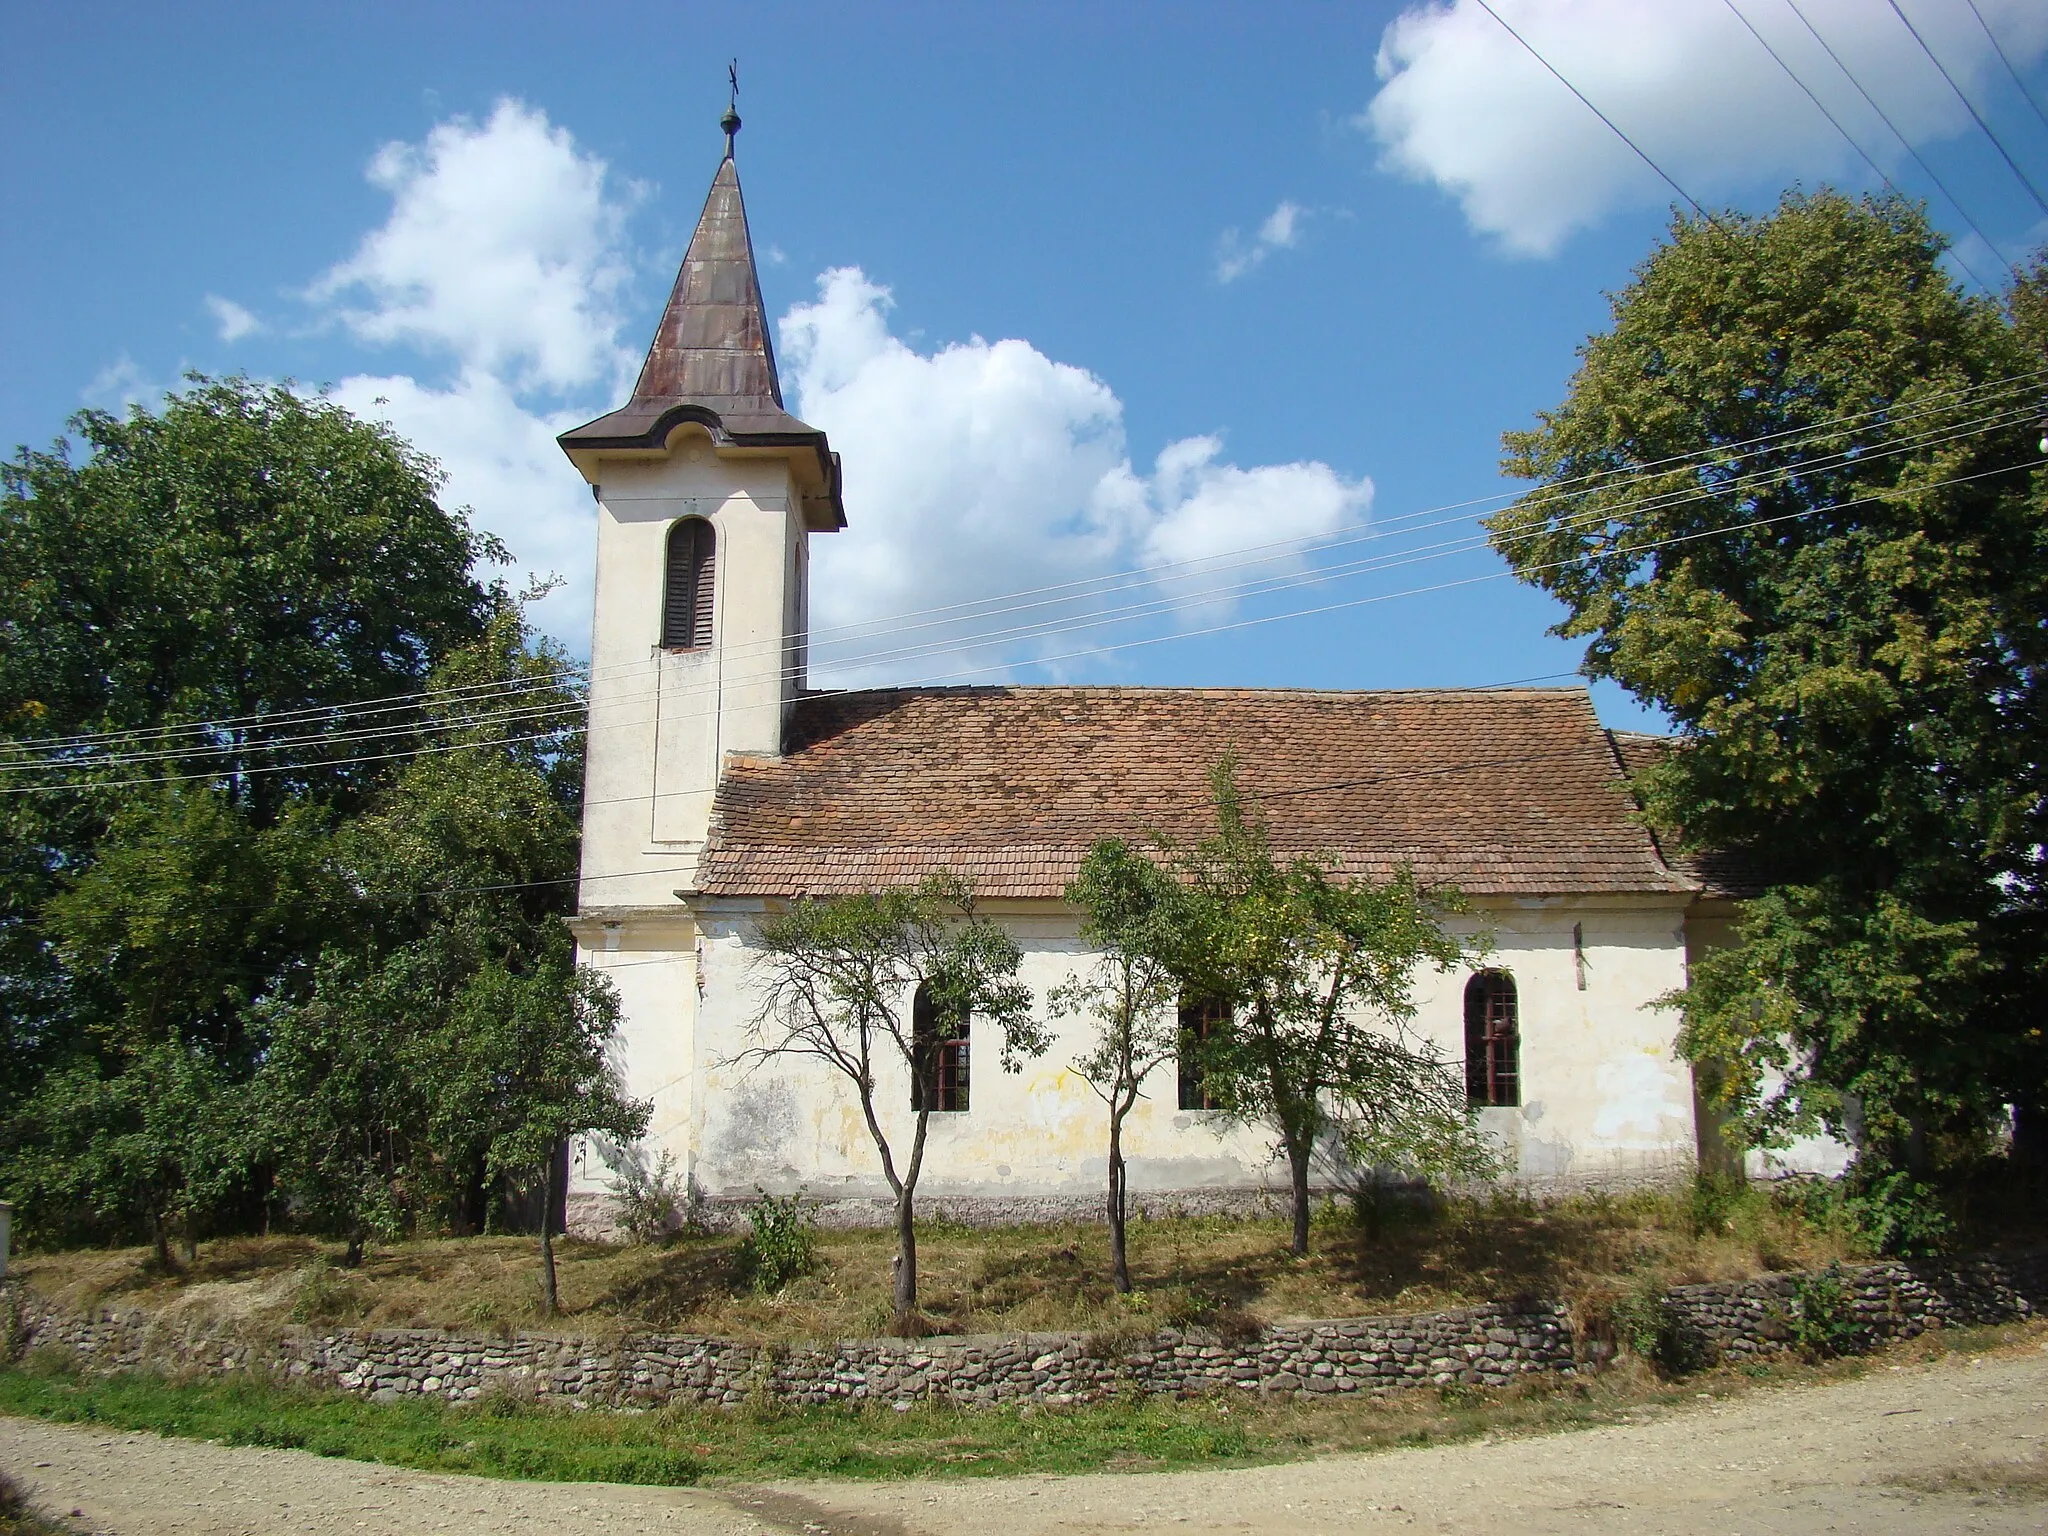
[1608,1274,1708,1376]
[1843,1173,1954,1259]
[288,1259,365,1326]
[737,1189,817,1295]
[608,1148,685,1245]
[1788,1263,1866,1360]
[0,1468,66,1536]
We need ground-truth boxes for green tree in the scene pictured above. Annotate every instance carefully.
[1051,840,1187,1293]
[748,874,1044,1328]
[1484,192,2047,1169]
[1170,763,1492,1257]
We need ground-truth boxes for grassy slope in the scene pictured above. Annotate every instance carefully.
[1,1322,2037,1486]
[14,1187,1855,1344]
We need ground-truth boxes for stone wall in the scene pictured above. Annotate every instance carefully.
[4,1250,2040,1411]
[1658,1251,2047,1363]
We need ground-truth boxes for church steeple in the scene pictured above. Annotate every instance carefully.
[559,104,843,530]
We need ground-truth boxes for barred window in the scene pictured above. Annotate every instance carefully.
[911,981,970,1113]
[1464,971,1520,1108]
[661,517,716,649]
[1178,994,1228,1111]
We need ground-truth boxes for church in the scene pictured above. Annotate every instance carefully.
[556,115,1744,1227]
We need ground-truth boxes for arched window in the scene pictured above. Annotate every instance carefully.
[661,518,716,649]
[1178,993,1228,1111]
[911,981,970,1113]
[1464,971,1520,1107]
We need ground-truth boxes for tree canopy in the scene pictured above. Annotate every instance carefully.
[1485,191,2048,1171]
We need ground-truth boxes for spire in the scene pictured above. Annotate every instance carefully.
[558,92,845,529]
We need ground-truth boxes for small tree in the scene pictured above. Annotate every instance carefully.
[1173,762,1496,1256]
[1052,840,1187,1292]
[748,873,1044,1329]
[453,962,648,1315]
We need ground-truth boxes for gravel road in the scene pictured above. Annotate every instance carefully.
[5,1342,2044,1535]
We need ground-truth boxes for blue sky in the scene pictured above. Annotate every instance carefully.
[6,1,2047,731]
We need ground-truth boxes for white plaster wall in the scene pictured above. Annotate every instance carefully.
[568,911,700,1199]
[578,437,804,912]
[681,895,1700,1201]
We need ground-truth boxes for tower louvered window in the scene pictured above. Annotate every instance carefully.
[1464,971,1520,1107]
[661,518,716,649]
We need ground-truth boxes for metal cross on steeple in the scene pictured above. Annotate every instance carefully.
[722,60,741,158]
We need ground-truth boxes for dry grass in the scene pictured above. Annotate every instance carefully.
[13,1183,1859,1344]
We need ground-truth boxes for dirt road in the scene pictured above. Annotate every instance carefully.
[5,1343,2045,1535]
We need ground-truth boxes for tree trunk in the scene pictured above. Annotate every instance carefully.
[148,1210,173,1272]
[343,1230,365,1268]
[892,1188,919,1329]
[1287,1139,1313,1258]
[1107,1107,1131,1293]
[180,1216,198,1267]
[538,1151,560,1317]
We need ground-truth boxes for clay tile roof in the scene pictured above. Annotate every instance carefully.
[1605,729,1765,901]
[695,687,1701,900]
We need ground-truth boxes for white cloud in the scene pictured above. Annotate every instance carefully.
[326,369,596,645]
[781,268,1371,684]
[205,295,263,342]
[311,98,639,395]
[81,355,165,410]
[299,100,639,654]
[1364,0,2048,256]
[1216,199,1310,282]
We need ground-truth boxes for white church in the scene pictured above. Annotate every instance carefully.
[558,118,1750,1226]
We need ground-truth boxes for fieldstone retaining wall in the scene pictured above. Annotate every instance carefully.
[3,1250,2040,1410]
[1659,1251,2048,1363]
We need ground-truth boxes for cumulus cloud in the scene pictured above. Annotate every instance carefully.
[781,268,1372,684]
[1216,199,1309,282]
[304,100,636,652]
[1365,0,2048,256]
[311,98,639,394]
[205,295,263,342]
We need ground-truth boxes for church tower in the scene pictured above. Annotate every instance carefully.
[557,105,842,1209]
[560,105,843,914]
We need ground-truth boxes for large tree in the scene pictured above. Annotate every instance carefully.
[1484,191,2048,1169]
[748,874,1044,1329]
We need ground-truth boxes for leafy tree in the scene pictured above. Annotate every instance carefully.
[748,874,1044,1328]
[1169,763,1492,1257]
[1051,840,1187,1293]
[1484,192,2047,1170]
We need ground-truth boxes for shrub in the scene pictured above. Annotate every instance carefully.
[1608,1274,1708,1376]
[738,1189,816,1294]
[287,1259,365,1325]
[608,1148,684,1245]
[1788,1262,1866,1359]
[1843,1171,1954,1259]
[1687,1170,1745,1237]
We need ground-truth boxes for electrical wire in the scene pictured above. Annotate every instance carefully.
[10,370,2043,783]
[13,360,2046,762]
[1783,0,2026,273]
[1964,0,2048,136]
[6,392,2036,781]
[1884,0,2048,220]
[12,451,2036,802]
[1722,0,2004,295]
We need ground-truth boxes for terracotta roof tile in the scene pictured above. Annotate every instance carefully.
[695,687,1697,899]
[1605,729,1765,901]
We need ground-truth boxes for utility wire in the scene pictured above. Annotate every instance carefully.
[1964,0,2048,136]
[1474,0,1724,230]
[4,393,2039,784]
[1783,0,2025,273]
[1722,0,2004,295]
[13,452,2036,802]
[1884,0,2048,220]
[7,394,2036,778]
[13,360,2045,759]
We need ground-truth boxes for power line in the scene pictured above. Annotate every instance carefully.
[1721,0,2004,295]
[13,360,2046,761]
[7,393,2035,781]
[1473,0,1723,230]
[15,451,2036,803]
[1783,0,2025,273]
[1964,0,2048,136]
[1884,0,2048,220]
